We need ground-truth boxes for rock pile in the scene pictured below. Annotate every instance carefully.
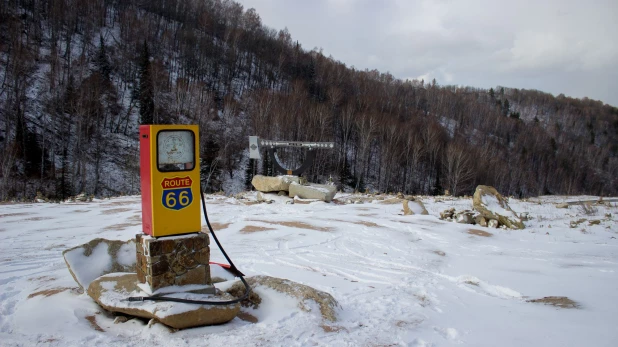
[472,185,524,229]
[251,175,337,203]
[439,185,525,229]
[64,238,239,329]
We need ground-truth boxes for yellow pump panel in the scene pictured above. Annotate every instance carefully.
[140,124,201,237]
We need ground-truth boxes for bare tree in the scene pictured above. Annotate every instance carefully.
[443,142,475,196]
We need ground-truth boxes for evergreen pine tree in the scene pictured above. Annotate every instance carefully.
[245,158,256,190]
[138,41,154,125]
[200,140,221,192]
[502,99,510,116]
[261,151,273,176]
[432,167,443,196]
[15,114,43,178]
[56,146,72,200]
[338,158,356,190]
[95,35,111,81]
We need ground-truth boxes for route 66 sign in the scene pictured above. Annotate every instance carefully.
[161,176,193,210]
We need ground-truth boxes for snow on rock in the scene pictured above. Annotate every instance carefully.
[403,199,429,215]
[225,275,340,322]
[62,238,136,289]
[87,273,239,329]
[288,182,337,202]
[251,175,299,192]
[473,185,524,229]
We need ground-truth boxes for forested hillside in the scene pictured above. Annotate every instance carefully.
[1,0,617,200]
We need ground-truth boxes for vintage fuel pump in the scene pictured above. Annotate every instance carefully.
[131,124,248,314]
[139,124,201,237]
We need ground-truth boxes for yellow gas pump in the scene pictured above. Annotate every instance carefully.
[139,124,201,237]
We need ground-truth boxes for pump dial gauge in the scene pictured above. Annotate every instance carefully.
[157,130,194,165]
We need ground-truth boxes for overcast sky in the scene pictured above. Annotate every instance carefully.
[235,0,618,106]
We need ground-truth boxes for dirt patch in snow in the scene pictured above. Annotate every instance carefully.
[101,200,137,207]
[210,222,231,230]
[353,220,380,227]
[321,324,347,333]
[28,276,56,283]
[202,223,231,232]
[468,229,493,237]
[252,220,334,232]
[379,198,403,205]
[28,287,71,299]
[433,250,446,256]
[414,294,431,307]
[0,212,29,218]
[100,208,132,215]
[127,214,141,222]
[359,213,379,217]
[85,315,105,332]
[72,209,90,213]
[240,225,275,233]
[329,219,380,227]
[527,296,579,309]
[16,216,49,222]
[104,222,140,231]
[396,319,424,328]
[237,311,258,323]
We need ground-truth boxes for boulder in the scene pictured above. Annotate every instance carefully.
[289,182,337,202]
[456,211,475,224]
[251,175,299,192]
[88,273,239,329]
[472,185,524,229]
[403,200,413,215]
[488,219,499,228]
[403,200,429,216]
[475,215,488,227]
[440,208,456,220]
[256,192,276,204]
[63,238,136,290]
[344,196,374,204]
[226,275,339,322]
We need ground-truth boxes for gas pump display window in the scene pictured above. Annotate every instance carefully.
[157,130,195,172]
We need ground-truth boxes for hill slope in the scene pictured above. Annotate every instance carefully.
[1,0,617,200]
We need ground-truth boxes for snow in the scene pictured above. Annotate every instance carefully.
[117,243,136,267]
[482,194,518,218]
[92,274,235,319]
[136,283,214,296]
[63,242,112,289]
[0,194,617,346]
[408,200,426,214]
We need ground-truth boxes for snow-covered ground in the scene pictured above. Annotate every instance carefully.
[0,193,617,346]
